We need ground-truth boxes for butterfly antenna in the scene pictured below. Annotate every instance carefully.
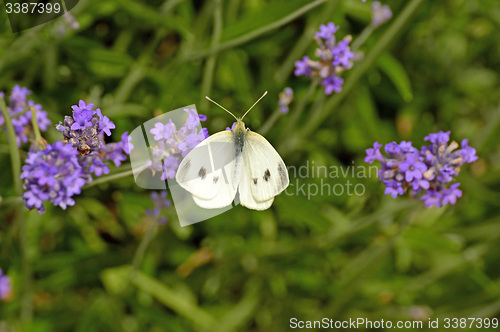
[205,96,238,120]
[241,91,268,120]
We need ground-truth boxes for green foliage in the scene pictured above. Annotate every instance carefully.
[1,0,500,330]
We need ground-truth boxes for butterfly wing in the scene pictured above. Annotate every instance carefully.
[239,165,275,210]
[176,131,239,209]
[239,130,289,209]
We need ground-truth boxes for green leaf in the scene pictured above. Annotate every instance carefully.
[88,48,134,78]
[101,265,131,296]
[132,270,218,331]
[376,52,413,102]
[221,0,321,42]
[401,227,460,252]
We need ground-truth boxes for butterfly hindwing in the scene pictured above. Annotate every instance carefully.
[239,163,275,210]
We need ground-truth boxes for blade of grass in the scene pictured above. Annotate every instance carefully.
[199,0,223,110]
[178,0,326,63]
[0,97,32,321]
[132,271,218,330]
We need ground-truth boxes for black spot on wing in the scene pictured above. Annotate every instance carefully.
[278,164,287,186]
[263,169,271,182]
[253,178,258,185]
[213,176,219,184]
[198,167,207,179]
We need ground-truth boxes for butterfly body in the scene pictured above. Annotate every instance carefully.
[176,95,289,210]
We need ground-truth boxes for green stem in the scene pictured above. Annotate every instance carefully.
[179,0,326,63]
[0,98,21,192]
[113,28,168,105]
[0,97,32,321]
[259,108,282,136]
[282,80,318,136]
[30,106,43,145]
[351,24,374,51]
[60,0,68,12]
[200,0,222,109]
[300,0,424,138]
[83,166,135,189]
[11,108,30,118]
[129,219,158,279]
[0,196,23,207]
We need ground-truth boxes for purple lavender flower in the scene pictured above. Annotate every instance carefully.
[0,85,51,146]
[226,122,236,131]
[57,114,100,154]
[145,109,208,180]
[424,130,450,145]
[294,56,312,76]
[460,139,478,163]
[372,1,392,27]
[331,38,355,68]
[20,99,132,214]
[421,190,442,208]
[364,142,384,163]
[322,76,344,94]
[99,115,115,136]
[161,156,180,180]
[21,141,86,214]
[442,183,462,205]
[63,12,80,30]
[366,131,477,207]
[146,191,171,224]
[101,131,132,167]
[294,23,354,95]
[316,22,339,40]
[278,87,294,114]
[71,100,95,130]
[57,100,108,154]
[384,180,405,198]
[184,108,203,130]
[398,151,427,182]
[56,100,130,178]
[150,120,174,141]
[0,269,12,300]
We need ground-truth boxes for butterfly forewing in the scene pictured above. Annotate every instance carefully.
[176,131,239,206]
[241,131,289,202]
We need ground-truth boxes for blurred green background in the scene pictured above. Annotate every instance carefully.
[1,0,500,330]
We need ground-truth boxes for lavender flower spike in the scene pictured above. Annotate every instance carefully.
[278,87,294,114]
[21,141,86,214]
[365,131,477,208]
[146,191,171,224]
[372,1,392,27]
[0,269,12,300]
[145,108,209,180]
[0,85,51,146]
[294,22,355,95]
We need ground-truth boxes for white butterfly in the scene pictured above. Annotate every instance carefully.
[175,92,289,210]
